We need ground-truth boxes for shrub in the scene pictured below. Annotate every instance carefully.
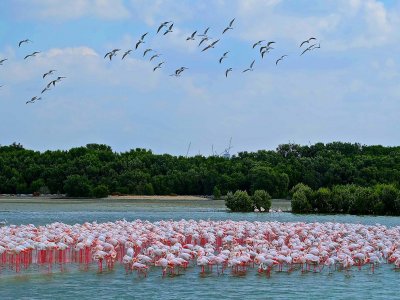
[289,183,313,199]
[291,190,312,213]
[225,190,253,212]
[213,186,222,200]
[251,190,271,211]
[92,185,109,198]
[374,184,400,215]
[313,187,332,213]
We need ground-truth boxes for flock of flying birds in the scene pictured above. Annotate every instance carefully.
[0,39,67,104]
[102,18,320,79]
[0,18,321,104]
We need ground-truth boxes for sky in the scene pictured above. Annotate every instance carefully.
[0,0,400,156]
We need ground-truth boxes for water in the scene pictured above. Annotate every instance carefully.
[1,198,399,300]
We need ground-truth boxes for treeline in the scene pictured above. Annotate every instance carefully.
[1,142,400,198]
[291,183,400,215]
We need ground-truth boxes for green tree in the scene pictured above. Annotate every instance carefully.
[213,186,222,200]
[251,190,271,211]
[225,190,253,212]
[63,175,92,197]
[92,184,109,198]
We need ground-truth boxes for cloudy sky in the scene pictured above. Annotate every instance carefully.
[0,0,399,156]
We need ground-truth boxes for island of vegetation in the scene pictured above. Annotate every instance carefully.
[0,141,399,215]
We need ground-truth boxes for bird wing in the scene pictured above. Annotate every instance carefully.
[229,18,235,27]
[219,57,224,64]
[250,60,255,68]
[104,52,111,58]
[300,48,309,56]
[135,41,141,49]
[157,24,164,33]
[202,45,212,52]
[308,37,316,41]
[19,41,23,47]
[267,41,275,47]
[300,40,308,47]
[212,39,220,46]
[24,54,31,59]
[243,68,250,73]
[141,32,148,40]
[204,27,209,35]
[222,27,229,34]
[198,38,207,46]
[276,58,281,65]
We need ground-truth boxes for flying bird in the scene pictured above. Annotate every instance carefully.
[202,39,220,52]
[300,43,317,56]
[219,51,229,63]
[243,60,255,72]
[157,21,171,34]
[153,61,165,71]
[41,87,51,94]
[43,70,56,78]
[225,68,232,77]
[186,31,197,41]
[170,67,188,77]
[143,48,153,57]
[198,27,210,37]
[164,23,174,35]
[18,39,32,47]
[24,51,40,59]
[300,37,317,47]
[222,18,235,34]
[0,58,7,65]
[122,50,132,60]
[26,96,41,104]
[149,53,161,61]
[275,55,288,65]
[310,43,321,50]
[198,37,209,47]
[136,32,149,49]
[104,49,120,60]
[252,40,265,48]
[267,41,275,47]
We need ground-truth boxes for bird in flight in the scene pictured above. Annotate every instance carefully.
[186,31,197,41]
[300,37,317,48]
[243,60,255,72]
[198,36,210,47]
[157,21,171,34]
[252,40,265,48]
[198,27,210,37]
[41,87,51,94]
[276,55,288,65]
[136,32,149,49]
[43,70,56,78]
[24,51,40,59]
[222,18,235,34]
[149,53,161,61]
[143,48,154,57]
[225,68,232,77]
[219,51,229,63]
[26,96,41,104]
[300,43,317,56]
[19,39,32,47]
[153,61,165,72]
[164,23,174,35]
[104,49,120,60]
[0,58,7,65]
[122,50,132,60]
[170,67,188,77]
[310,43,321,50]
[202,39,220,52]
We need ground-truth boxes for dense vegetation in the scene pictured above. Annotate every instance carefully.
[1,142,400,202]
[225,190,272,212]
[290,183,400,215]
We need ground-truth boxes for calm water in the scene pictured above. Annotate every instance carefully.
[1,198,400,300]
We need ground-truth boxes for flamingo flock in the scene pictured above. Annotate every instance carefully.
[1,220,400,278]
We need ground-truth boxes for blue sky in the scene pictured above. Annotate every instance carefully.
[1,0,399,156]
